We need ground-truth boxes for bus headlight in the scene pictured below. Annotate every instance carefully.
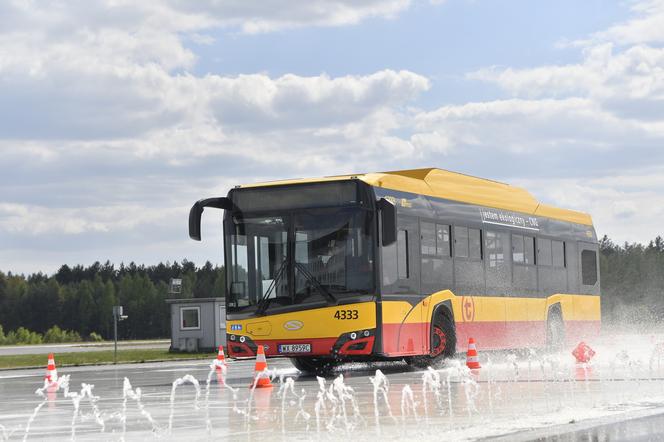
[239,336,246,343]
[350,332,357,340]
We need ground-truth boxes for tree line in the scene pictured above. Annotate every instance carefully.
[1,235,663,341]
[599,235,664,325]
[0,260,224,340]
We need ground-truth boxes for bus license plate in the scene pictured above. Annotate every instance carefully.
[278,344,311,354]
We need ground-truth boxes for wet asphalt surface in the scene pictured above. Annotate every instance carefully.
[3,334,664,441]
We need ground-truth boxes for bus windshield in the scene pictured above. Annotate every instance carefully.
[225,207,374,314]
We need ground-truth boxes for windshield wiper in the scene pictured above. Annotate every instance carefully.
[294,262,337,304]
[255,258,288,316]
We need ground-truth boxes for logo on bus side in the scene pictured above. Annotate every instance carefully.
[284,320,304,331]
[461,296,475,322]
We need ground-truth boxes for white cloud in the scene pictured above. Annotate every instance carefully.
[5,0,664,274]
[167,0,413,34]
[592,0,664,45]
[411,97,644,157]
[0,203,184,236]
[516,168,664,244]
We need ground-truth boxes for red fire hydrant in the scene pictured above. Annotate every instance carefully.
[572,341,596,363]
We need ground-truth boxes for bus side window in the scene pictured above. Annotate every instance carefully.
[537,238,552,266]
[581,249,597,285]
[454,226,469,258]
[552,241,565,267]
[513,234,535,265]
[512,234,524,263]
[469,228,482,260]
[420,222,436,255]
[437,224,451,256]
[397,229,409,279]
[524,236,535,265]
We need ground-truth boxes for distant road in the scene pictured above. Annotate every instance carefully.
[0,339,170,356]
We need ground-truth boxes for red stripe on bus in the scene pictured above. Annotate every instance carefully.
[382,319,601,356]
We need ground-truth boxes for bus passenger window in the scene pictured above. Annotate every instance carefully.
[485,231,507,268]
[436,224,451,256]
[552,241,565,267]
[537,238,552,266]
[469,228,482,260]
[581,250,597,285]
[524,236,535,265]
[512,234,524,263]
[421,222,436,255]
[397,230,409,279]
[454,226,469,258]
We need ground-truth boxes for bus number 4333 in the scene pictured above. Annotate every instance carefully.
[334,310,359,320]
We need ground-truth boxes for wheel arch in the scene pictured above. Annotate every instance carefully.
[429,300,456,354]
[547,302,563,321]
[432,300,455,324]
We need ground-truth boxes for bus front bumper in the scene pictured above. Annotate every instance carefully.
[226,329,376,359]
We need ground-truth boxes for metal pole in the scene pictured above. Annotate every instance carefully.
[114,310,118,365]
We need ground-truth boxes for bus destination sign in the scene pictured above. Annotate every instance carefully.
[480,208,540,231]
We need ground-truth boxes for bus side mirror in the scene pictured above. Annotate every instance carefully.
[189,197,232,241]
[377,198,397,246]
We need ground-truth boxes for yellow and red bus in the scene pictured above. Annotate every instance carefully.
[189,168,600,372]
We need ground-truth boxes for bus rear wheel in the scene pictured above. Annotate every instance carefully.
[407,312,456,369]
[290,357,337,375]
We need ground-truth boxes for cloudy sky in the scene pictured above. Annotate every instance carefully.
[2,0,664,274]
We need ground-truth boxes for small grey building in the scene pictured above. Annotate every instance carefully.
[166,297,226,352]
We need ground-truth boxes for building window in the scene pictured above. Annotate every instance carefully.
[581,250,598,285]
[180,306,201,330]
[552,241,565,267]
[397,230,409,279]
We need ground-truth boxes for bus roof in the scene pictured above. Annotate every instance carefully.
[237,167,593,226]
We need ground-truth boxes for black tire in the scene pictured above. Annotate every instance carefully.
[546,308,565,351]
[290,357,337,375]
[407,311,456,369]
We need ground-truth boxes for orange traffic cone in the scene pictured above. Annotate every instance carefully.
[250,345,273,388]
[466,338,481,370]
[45,353,58,383]
[215,345,227,370]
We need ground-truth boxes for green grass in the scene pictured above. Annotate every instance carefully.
[0,349,214,369]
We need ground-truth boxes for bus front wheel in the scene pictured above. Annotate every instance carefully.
[407,312,456,369]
